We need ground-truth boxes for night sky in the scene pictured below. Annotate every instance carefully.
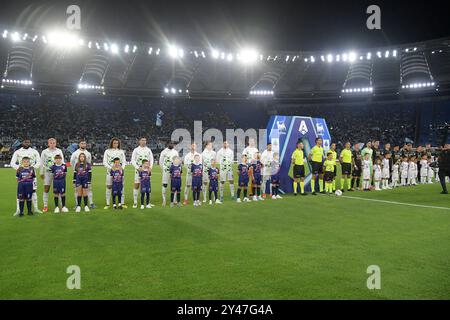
[0,0,449,51]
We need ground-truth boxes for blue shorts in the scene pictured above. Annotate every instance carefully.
[253,174,262,185]
[271,175,280,184]
[53,179,66,194]
[209,180,218,192]
[192,177,202,191]
[112,183,123,196]
[141,182,151,194]
[17,182,33,200]
[238,176,249,187]
[75,176,89,189]
[171,179,181,192]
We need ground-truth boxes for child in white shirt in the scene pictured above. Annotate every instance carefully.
[400,157,409,186]
[419,154,428,184]
[373,158,382,191]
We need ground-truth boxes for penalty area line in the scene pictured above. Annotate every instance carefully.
[339,195,450,211]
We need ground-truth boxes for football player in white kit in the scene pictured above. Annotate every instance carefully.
[216,140,235,201]
[103,138,127,209]
[70,139,96,208]
[183,142,201,205]
[131,137,154,208]
[159,141,179,206]
[40,138,64,212]
[10,138,42,215]
[381,153,391,189]
[260,142,274,198]
[201,140,217,202]
[242,138,258,196]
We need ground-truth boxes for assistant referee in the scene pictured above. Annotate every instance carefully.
[291,141,306,195]
[340,142,353,192]
[308,137,324,195]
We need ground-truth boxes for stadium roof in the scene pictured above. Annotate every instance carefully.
[1,27,450,100]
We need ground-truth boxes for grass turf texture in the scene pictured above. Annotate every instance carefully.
[0,165,449,299]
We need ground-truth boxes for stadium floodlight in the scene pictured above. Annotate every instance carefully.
[22,33,28,41]
[125,44,129,53]
[249,89,274,96]
[393,50,397,57]
[11,32,20,42]
[46,31,81,48]
[2,30,7,38]
[343,86,373,94]
[326,54,333,63]
[348,51,356,63]
[238,48,259,64]
[95,42,100,50]
[402,82,436,89]
[193,50,198,58]
[110,43,118,54]
[211,49,219,59]
[377,51,382,58]
[168,45,183,58]
[385,50,390,58]
[200,51,205,58]
[342,53,348,62]
[320,55,325,62]
[148,47,153,55]
[132,45,137,53]
[366,52,372,60]
[336,54,340,62]
[310,56,315,63]
[32,35,38,42]
[103,43,109,51]
[304,58,308,62]
[226,53,233,61]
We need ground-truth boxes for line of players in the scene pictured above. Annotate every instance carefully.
[11,137,282,216]
[290,138,439,196]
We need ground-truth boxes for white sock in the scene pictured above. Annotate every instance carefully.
[219,184,224,199]
[32,192,39,211]
[229,184,235,197]
[106,188,111,206]
[133,188,139,205]
[121,188,125,205]
[74,191,78,206]
[184,186,189,201]
[16,198,20,213]
[43,192,49,207]
[88,188,93,205]
[162,186,167,202]
[203,186,207,201]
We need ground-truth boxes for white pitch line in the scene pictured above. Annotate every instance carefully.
[340,195,450,211]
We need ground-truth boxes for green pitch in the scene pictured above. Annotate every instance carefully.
[0,165,449,299]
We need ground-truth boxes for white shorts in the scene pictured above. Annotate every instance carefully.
[106,174,112,186]
[382,169,390,179]
[363,170,371,180]
[202,171,209,183]
[185,174,192,186]
[392,174,399,182]
[134,170,141,184]
[44,172,53,186]
[162,171,170,185]
[401,172,408,179]
[420,170,427,178]
[220,170,233,182]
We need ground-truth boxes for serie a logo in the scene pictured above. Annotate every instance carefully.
[299,120,308,135]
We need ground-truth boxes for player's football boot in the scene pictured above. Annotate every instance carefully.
[61,207,69,213]
[140,205,144,209]
[18,213,24,217]
[183,200,188,205]
[84,206,90,212]
[271,195,276,199]
[146,204,152,209]
[75,206,81,213]
[301,192,307,196]
[121,204,128,209]
[258,196,264,201]
[27,212,33,216]
[118,205,123,210]
[13,210,20,217]
[236,198,241,203]
[162,200,166,207]
[312,192,317,195]
[243,197,250,202]
[215,199,222,204]
[90,204,97,209]
[177,202,183,207]
[170,203,174,208]
[252,195,258,201]
[276,195,283,199]
[133,204,138,209]
[42,206,48,213]
[262,193,266,199]
[209,200,213,205]
[202,199,207,203]
[54,207,60,213]
[104,205,110,210]
[34,208,43,214]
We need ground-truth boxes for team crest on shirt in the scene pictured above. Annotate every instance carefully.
[299,120,308,135]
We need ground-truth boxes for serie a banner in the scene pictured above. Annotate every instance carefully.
[266,115,331,193]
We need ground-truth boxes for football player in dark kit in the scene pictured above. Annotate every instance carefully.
[437,144,450,194]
